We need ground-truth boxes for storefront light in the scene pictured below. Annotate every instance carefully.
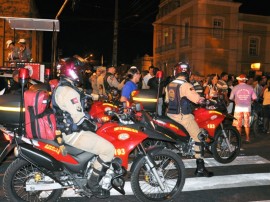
[251,63,261,71]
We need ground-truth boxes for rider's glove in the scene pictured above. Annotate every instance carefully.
[77,117,97,132]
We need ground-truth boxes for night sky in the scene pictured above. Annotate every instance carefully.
[34,0,270,66]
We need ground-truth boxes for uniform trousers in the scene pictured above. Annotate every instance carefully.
[63,130,115,170]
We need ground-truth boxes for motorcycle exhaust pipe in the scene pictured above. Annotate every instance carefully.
[26,177,63,191]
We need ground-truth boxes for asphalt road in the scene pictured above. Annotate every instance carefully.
[0,132,269,202]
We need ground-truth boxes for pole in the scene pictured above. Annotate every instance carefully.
[51,0,69,79]
[112,0,118,67]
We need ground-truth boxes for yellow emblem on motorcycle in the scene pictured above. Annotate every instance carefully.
[114,127,138,133]
[44,144,61,155]
[169,124,178,130]
[115,148,126,156]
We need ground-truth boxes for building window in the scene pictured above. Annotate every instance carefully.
[171,28,176,43]
[249,37,260,56]
[181,18,190,46]
[164,29,169,45]
[212,18,224,39]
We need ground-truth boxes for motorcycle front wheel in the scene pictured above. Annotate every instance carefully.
[3,158,63,202]
[131,148,185,202]
[211,125,241,164]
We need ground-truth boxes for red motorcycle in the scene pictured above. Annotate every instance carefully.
[151,99,241,164]
[89,91,241,164]
[0,81,185,202]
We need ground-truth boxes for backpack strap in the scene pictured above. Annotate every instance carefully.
[28,106,38,139]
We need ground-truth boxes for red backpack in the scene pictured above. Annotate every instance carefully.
[24,90,56,140]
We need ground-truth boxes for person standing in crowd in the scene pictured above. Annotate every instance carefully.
[253,76,263,102]
[148,67,165,116]
[103,66,125,98]
[120,67,141,102]
[217,72,229,104]
[262,79,270,133]
[18,38,31,62]
[96,66,106,96]
[260,75,268,98]
[165,62,213,177]
[142,66,154,89]
[204,74,219,100]
[6,40,19,62]
[141,70,149,89]
[190,71,204,97]
[229,74,257,144]
[227,74,236,114]
[52,57,115,198]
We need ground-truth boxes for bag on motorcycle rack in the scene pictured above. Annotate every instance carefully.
[24,90,56,140]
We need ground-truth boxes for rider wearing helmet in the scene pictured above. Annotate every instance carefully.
[165,62,213,177]
[52,57,115,198]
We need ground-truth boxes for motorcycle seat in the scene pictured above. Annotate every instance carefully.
[156,115,189,134]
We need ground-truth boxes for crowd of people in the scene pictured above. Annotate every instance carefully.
[84,62,270,145]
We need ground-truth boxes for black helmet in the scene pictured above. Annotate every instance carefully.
[59,57,85,83]
[174,62,191,77]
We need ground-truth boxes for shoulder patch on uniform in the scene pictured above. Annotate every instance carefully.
[71,97,79,104]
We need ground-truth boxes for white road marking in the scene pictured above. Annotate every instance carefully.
[62,173,270,197]
[183,155,270,168]
[61,155,270,197]
[127,155,270,170]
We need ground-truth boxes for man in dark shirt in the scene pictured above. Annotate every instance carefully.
[148,67,165,116]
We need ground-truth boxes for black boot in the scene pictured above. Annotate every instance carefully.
[86,172,110,198]
[194,159,214,177]
[86,157,111,199]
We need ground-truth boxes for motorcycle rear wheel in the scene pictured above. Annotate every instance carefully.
[211,126,241,164]
[131,148,185,202]
[3,158,63,202]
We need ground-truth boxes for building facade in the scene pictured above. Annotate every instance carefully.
[0,0,42,66]
[153,0,270,77]
[132,54,153,71]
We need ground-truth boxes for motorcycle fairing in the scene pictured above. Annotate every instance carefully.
[127,123,177,143]
[0,142,17,164]
[195,109,225,137]
[89,101,118,123]
[34,141,79,164]
[35,140,97,172]
[18,143,64,171]
[97,122,148,168]
[153,116,189,138]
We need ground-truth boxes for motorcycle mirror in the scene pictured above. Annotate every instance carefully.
[19,68,29,80]
[156,71,163,79]
[45,68,51,76]
[135,103,142,112]
[19,68,29,87]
